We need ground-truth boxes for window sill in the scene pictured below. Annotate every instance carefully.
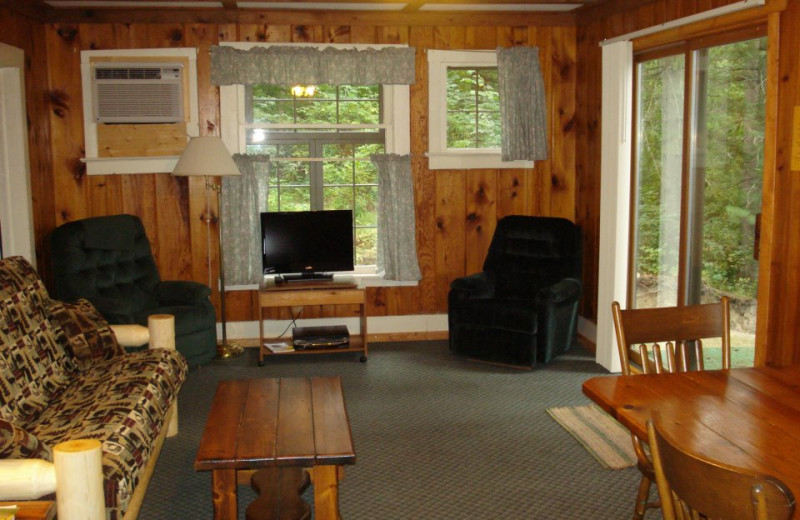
[81,155,181,175]
[426,151,533,170]
[226,272,418,291]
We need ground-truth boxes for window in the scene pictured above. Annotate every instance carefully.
[631,29,767,367]
[446,68,500,149]
[245,84,384,266]
[220,44,410,276]
[427,50,531,170]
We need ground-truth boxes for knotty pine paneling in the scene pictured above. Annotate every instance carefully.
[767,0,800,365]
[29,18,576,330]
[575,0,800,368]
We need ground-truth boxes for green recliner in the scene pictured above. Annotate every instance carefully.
[50,214,217,367]
[448,215,583,368]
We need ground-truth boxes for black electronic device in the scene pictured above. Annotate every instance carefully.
[261,209,354,281]
[292,325,350,350]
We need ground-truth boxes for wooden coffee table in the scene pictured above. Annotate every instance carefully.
[194,377,355,520]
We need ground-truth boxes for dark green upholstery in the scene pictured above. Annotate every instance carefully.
[50,214,217,367]
[448,216,582,368]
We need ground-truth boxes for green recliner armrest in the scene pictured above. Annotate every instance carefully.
[87,295,136,324]
[155,280,212,305]
[449,272,496,301]
[535,278,582,306]
[534,278,583,364]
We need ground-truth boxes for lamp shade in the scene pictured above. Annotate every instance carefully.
[172,136,240,177]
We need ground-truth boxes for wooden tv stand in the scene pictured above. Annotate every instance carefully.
[257,278,367,365]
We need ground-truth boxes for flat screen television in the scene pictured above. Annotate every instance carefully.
[261,209,355,280]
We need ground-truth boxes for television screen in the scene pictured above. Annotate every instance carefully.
[261,210,355,279]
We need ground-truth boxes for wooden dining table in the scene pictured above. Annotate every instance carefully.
[582,364,800,517]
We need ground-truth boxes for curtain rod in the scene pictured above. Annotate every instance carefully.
[599,0,765,47]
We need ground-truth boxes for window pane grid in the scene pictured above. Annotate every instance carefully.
[246,84,383,267]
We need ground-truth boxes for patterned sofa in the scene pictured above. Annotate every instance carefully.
[0,256,188,520]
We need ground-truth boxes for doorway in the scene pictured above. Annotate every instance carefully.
[630,29,767,367]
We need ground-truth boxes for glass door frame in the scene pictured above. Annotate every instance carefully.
[628,24,768,309]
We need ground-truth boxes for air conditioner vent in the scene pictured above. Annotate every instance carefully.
[92,63,184,123]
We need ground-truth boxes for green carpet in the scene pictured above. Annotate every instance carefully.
[139,341,649,519]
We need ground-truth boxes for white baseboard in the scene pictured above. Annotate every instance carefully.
[221,314,450,341]
[221,314,596,345]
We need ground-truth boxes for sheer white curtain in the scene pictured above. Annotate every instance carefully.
[371,154,422,282]
[220,154,270,285]
[596,41,634,373]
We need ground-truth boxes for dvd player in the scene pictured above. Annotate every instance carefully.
[292,325,350,350]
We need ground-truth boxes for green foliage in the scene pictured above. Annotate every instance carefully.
[446,68,501,148]
[635,37,766,300]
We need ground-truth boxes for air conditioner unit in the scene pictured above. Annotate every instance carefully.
[92,63,184,123]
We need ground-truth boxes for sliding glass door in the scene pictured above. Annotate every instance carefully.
[631,29,767,367]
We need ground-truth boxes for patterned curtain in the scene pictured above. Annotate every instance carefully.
[210,46,416,86]
[371,154,422,282]
[497,46,548,161]
[220,154,270,285]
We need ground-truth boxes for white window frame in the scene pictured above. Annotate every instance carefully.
[426,49,532,170]
[219,42,410,156]
[80,48,199,175]
[219,42,414,288]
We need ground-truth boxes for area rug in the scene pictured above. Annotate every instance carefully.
[547,404,637,470]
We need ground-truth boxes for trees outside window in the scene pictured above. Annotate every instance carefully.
[632,32,766,365]
[246,84,384,267]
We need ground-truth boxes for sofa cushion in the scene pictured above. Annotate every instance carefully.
[27,348,187,519]
[47,298,123,369]
[0,258,76,424]
[0,418,51,460]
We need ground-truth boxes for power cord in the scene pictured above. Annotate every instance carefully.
[277,306,303,338]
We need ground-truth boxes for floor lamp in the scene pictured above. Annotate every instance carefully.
[172,136,244,358]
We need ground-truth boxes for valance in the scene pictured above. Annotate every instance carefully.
[211,45,416,86]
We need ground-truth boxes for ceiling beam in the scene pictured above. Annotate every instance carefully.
[574,0,656,24]
[1,0,53,21]
[41,7,576,26]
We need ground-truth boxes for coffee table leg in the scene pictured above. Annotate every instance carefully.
[313,465,343,520]
[212,468,237,520]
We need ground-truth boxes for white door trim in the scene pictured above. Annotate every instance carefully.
[0,42,35,265]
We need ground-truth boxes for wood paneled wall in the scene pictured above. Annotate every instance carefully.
[8,0,799,358]
[4,13,576,326]
[575,0,800,365]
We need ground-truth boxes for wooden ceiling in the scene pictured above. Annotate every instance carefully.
[6,0,617,24]
[41,0,599,13]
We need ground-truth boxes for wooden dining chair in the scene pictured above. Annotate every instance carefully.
[647,414,796,520]
[612,297,731,375]
[611,297,731,519]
